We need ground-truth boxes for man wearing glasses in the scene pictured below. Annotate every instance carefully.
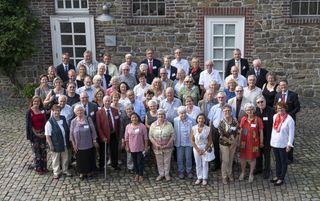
[119,64,137,89]
[208,92,235,171]
[228,86,251,121]
[255,95,275,179]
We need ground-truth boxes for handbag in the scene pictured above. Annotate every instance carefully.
[204,147,215,162]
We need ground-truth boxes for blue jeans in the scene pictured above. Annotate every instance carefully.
[176,146,193,174]
[273,147,288,180]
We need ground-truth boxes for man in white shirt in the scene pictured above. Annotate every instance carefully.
[77,50,98,77]
[243,75,262,106]
[76,76,95,102]
[225,66,247,88]
[119,53,138,76]
[171,48,190,74]
[199,60,222,96]
[57,95,73,125]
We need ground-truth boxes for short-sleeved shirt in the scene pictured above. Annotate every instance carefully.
[199,69,222,90]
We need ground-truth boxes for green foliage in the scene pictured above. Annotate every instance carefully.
[0,0,39,88]
[22,82,38,99]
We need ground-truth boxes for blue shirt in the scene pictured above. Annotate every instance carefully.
[208,103,235,128]
[160,98,182,123]
[76,86,95,102]
[131,99,146,122]
[174,116,195,147]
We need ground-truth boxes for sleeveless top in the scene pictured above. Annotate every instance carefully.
[146,111,157,126]
[192,125,210,147]
[262,84,278,107]
[31,110,46,131]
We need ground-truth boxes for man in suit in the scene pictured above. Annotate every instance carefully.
[228,86,251,121]
[273,79,300,163]
[246,59,268,89]
[159,68,174,90]
[56,53,75,83]
[225,48,249,78]
[140,48,162,78]
[163,55,177,81]
[74,91,99,125]
[96,96,121,170]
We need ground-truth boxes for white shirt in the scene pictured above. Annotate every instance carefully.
[133,83,151,102]
[243,86,262,106]
[225,74,247,88]
[77,59,98,77]
[186,105,201,122]
[45,119,66,146]
[199,69,222,90]
[171,59,190,74]
[270,114,295,148]
[119,62,138,76]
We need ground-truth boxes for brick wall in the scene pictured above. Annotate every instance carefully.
[1,0,320,98]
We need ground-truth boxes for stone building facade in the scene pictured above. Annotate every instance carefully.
[1,0,319,97]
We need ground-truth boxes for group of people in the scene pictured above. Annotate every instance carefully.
[26,48,300,186]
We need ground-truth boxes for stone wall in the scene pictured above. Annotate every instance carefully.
[1,0,319,98]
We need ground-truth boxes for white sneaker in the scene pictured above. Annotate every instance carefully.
[202,179,207,185]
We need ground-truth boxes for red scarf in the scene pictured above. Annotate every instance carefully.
[191,67,198,75]
[273,113,288,132]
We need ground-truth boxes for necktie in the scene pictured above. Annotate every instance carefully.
[235,61,240,72]
[84,104,88,116]
[65,65,68,73]
[236,98,241,119]
[107,109,114,132]
[105,65,109,76]
[149,61,153,74]
[256,70,260,77]
[281,93,285,103]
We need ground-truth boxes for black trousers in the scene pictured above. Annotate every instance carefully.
[273,147,288,180]
[212,127,221,167]
[98,132,119,168]
[256,146,271,174]
[131,152,144,176]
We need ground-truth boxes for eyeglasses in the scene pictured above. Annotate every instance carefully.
[257,101,264,104]
[185,81,192,83]
[123,69,129,71]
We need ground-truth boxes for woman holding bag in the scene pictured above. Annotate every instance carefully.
[191,113,212,185]
[218,104,239,184]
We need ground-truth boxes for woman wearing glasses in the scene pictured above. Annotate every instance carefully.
[178,76,200,106]
[239,103,264,183]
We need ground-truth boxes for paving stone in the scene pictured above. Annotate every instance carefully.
[0,96,319,200]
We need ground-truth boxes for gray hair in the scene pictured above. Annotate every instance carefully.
[124,103,134,110]
[148,99,158,107]
[244,103,255,112]
[177,106,187,114]
[157,109,166,115]
[58,95,67,102]
[74,104,85,113]
[92,75,102,83]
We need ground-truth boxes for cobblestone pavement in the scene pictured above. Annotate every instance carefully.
[0,97,319,201]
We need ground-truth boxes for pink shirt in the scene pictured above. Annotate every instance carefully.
[125,123,148,152]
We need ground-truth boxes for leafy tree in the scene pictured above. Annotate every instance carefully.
[0,0,39,89]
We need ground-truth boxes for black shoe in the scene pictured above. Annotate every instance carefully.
[253,169,263,175]
[274,180,284,186]
[270,177,278,183]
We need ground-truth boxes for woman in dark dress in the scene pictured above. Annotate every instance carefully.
[189,57,202,88]
[25,95,47,174]
[145,100,158,130]
[262,72,279,107]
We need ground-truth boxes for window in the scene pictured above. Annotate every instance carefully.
[55,0,88,13]
[50,16,96,66]
[132,0,165,17]
[204,17,245,78]
[291,0,320,16]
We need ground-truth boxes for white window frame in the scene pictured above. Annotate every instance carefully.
[204,16,245,78]
[50,16,96,66]
[55,0,89,14]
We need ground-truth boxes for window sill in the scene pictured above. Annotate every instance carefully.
[285,17,320,24]
[125,18,174,25]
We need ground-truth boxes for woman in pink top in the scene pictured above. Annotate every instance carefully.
[125,113,149,182]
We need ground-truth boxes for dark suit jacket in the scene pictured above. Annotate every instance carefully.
[96,107,121,143]
[164,66,178,81]
[140,58,162,77]
[225,58,249,78]
[273,90,300,121]
[56,63,75,83]
[246,68,268,89]
[255,106,275,148]
[102,74,112,89]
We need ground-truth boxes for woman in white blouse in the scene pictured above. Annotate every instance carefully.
[270,102,295,186]
[191,113,212,185]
